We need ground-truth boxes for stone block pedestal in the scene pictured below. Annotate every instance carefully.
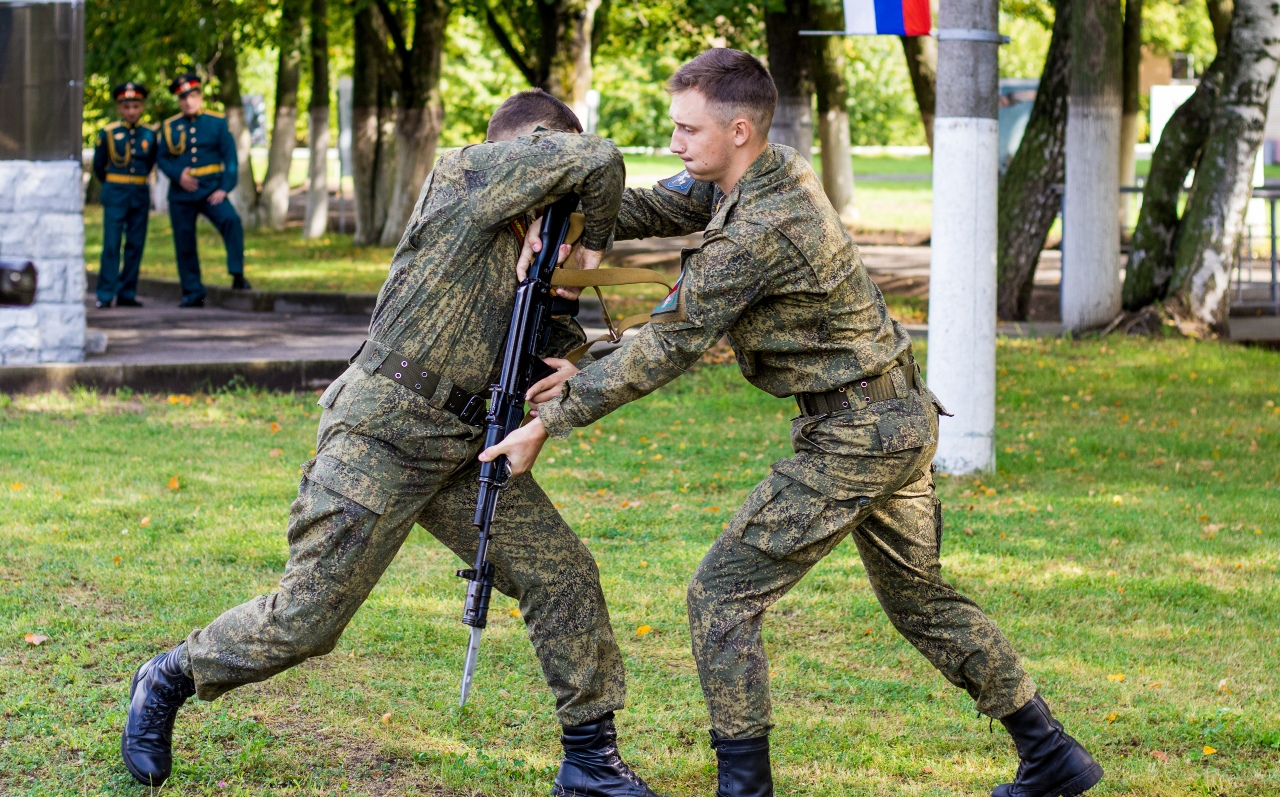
[0,161,86,364]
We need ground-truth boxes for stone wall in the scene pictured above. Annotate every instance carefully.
[0,160,86,364]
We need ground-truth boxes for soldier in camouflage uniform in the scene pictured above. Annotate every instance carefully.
[488,51,1102,797]
[121,90,660,797]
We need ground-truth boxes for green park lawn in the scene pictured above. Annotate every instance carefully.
[2,336,1278,796]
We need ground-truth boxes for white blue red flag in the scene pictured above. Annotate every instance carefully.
[842,0,931,36]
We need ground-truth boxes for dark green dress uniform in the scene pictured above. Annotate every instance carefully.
[92,82,157,307]
[539,145,1038,739]
[157,75,245,305]
[182,131,631,729]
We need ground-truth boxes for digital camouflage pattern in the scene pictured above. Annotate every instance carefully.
[690,398,1035,738]
[538,144,1036,738]
[369,130,624,395]
[537,144,913,438]
[184,133,629,726]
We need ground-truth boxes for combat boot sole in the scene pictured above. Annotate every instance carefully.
[994,759,1103,797]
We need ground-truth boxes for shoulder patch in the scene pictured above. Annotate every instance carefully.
[650,266,687,323]
[659,170,696,196]
[164,113,183,125]
[203,109,225,118]
[104,121,122,132]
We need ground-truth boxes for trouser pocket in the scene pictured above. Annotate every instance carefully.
[736,473,874,562]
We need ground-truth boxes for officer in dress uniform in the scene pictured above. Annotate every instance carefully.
[157,73,250,307]
[92,82,158,308]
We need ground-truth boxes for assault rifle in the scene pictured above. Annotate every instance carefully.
[458,193,581,707]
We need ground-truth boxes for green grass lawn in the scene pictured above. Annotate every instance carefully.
[2,337,1278,796]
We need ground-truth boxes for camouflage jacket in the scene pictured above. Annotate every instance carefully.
[539,144,913,439]
[366,131,625,395]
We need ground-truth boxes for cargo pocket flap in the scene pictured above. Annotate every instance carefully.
[770,459,871,502]
[740,474,870,559]
[303,456,391,514]
[876,410,933,453]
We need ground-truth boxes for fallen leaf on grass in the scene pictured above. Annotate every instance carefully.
[269,422,282,434]
[168,476,180,491]
[23,633,48,646]
[269,448,283,457]
[1106,712,1118,723]
[636,625,652,637]
[1107,673,1126,682]
[1150,750,1168,763]
[139,516,151,527]
[9,482,22,491]
[1202,745,1216,755]
[380,712,392,724]
[509,608,521,618]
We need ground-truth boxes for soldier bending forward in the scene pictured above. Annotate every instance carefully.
[488,50,1103,797]
[121,90,660,797]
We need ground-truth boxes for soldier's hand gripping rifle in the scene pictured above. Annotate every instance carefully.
[457,193,581,707]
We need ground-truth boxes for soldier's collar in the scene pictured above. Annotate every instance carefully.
[738,145,780,187]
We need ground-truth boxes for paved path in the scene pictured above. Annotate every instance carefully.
[85,301,370,365]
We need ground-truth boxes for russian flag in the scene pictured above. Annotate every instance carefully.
[843,0,931,36]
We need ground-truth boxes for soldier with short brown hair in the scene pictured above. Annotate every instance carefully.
[121,93,660,797]
[488,48,1103,797]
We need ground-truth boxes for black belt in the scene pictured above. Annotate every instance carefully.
[796,362,918,416]
[354,342,488,427]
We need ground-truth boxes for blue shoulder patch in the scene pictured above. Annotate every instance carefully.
[651,268,685,321]
[659,170,695,196]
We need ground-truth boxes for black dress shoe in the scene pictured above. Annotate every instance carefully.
[95,300,112,309]
[178,297,205,308]
[116,297,143,307]
[231,274,252,290]
[710,732,773,797]
[553,712,661,797]
[121,644,196,786]
[992,694,1103,797]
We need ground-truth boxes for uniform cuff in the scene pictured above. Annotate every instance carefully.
[582,230,614,253]
[538,398,575,439]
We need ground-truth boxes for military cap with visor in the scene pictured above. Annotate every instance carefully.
[169,73,201,97]
[113,82,149,102]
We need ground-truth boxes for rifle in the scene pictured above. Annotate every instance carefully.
[457,193,581,707]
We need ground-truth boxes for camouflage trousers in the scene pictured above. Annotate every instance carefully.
[185,365,626,726]
[687,388,1036,739]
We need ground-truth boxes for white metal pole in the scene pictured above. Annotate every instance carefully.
[927,0,1001,474]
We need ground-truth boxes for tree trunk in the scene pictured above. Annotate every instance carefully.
[1118,0,1142,230]
[1171,0,1280,329]
[765,0,814,162]
[996,0,1072,320]
[812,5,856,223]
[552,0,604,124]
[901,35,938,151]
[352,4,393,246]
[1122,56,1226,308]
[1061,0,1124,330]
[213,31,258,227]
[303,0,330,239]
[1208,0,1234,50]
[377,0,450,247]
[262,0,306,231]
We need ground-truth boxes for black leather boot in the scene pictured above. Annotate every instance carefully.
[993,694,1103,797]
[231,274,252,290]
[552,712,661,797]
[121,644,196,786]
[710,732,773,797]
